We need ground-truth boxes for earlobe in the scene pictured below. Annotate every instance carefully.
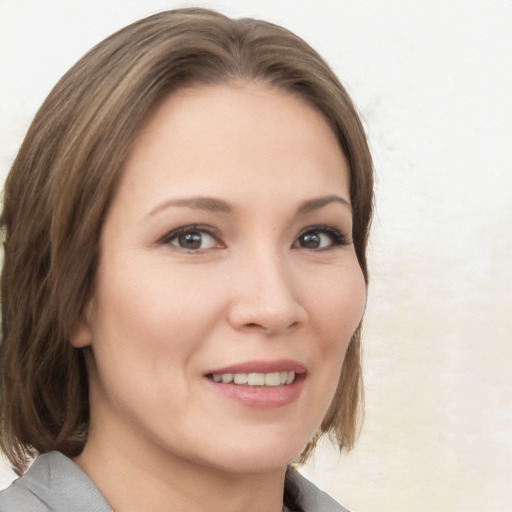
[70,301,94,348]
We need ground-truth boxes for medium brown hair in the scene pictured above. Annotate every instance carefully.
[0,8,373,474]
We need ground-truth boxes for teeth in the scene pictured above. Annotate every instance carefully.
[211,371,295,386]
[234,373,248,385]
[248,373,265,386]
[265,372,281,386]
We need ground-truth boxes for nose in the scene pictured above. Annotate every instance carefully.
[227,248,307,337]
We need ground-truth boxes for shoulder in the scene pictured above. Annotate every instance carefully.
[284,468,351,512]
[0,452,112,512]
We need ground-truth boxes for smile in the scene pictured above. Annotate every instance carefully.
[205,360,306,407]
[208,371,295,386]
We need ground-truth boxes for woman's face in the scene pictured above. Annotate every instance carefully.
[75,83,366,474]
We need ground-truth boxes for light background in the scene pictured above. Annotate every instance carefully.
[0,1,511,510]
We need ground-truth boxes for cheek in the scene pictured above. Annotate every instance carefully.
[87,264,204,417]
[298,264,365,434]
[309,264,366,352]
[88,255,231,397]
[306,263,366,404]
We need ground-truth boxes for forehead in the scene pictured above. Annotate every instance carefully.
[114,82,349,211]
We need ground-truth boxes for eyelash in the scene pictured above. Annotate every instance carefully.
[158,224,350,252]
[159,224,222,252]
[295,225,350,250]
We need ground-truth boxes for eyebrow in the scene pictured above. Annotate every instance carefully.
[148,194,351,218]
[149,196,233,216]
[297,195,352,214]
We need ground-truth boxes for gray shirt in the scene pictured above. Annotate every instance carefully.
[0,451,349,512]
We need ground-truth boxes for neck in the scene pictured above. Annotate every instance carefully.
[74,430,287,512]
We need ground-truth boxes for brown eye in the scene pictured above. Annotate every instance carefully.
[293,227,347,250]
[161,226,221,251]
[177,231,203,250]
[298,232,322,249]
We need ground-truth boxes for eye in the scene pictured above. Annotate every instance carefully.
[160,225,223,251]
[293,226,348,250]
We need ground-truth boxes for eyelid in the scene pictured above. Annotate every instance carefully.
[295,225,351,249]
[158,224,224,249]
[156,223,351,252]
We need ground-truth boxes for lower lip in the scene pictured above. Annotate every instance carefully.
[205,376,304,409]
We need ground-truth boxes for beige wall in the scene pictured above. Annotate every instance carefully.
[1,1,511,510]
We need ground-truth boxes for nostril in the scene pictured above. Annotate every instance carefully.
[242,322,274,336]
[244,322,271,335]
[242,321,300,337]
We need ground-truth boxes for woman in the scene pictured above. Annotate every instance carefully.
[0,8,373,512]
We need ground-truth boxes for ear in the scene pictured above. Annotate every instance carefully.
[70,300,94,348]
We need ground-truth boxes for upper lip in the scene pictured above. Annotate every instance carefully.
[206,359,307,375]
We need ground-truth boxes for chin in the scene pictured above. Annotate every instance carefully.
[189,429,311,474]
[205,449,302,475]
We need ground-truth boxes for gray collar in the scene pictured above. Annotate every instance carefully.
[1,452,350,512]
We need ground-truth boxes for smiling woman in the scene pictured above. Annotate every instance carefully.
[0,8,373,512]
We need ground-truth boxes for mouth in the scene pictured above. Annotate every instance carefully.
[204,360,306,408]
[206,371,296,387]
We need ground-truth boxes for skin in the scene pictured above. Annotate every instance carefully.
[72,82,366,512]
